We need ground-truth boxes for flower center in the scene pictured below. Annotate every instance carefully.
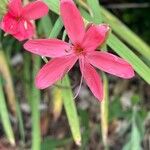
[74,44,84,54]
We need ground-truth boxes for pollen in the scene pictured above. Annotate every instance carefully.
[74,44,84,54]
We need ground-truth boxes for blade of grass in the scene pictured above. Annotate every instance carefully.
[44,0,59,14]
[31,56,41,150]
[101,74,109,150]
[15,98,25,143]
[49,17,63,38]
[0,50,16,115]
[0,49,25,144]
[52,87,63,122]
[76,0,93,16]
[101,7,150,60]
[86,0,103,24]
[61,75,81,146]
[79,109,90,150]
[23,53,32,106]
[0,76,15,146]
[38,15,53,37]
[123,107,142,150]
[107,33,150,84]
[41,137,72,150]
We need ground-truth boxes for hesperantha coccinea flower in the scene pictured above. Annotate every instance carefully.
[0,0,49,41]
[24,0,135,101]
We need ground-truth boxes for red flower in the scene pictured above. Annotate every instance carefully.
[24,0,134,100]
[0,0,48,41]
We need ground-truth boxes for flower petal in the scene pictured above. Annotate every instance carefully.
[8,0,22,17]
[24,39,72,58]
[87,51,135,78]
[82,24,110,51]
[0,13,18,35]
[12,20,34,41]
[79,59,103,100]
[60,0,85,44]
[22,1,49,20]
[35,55,78,89]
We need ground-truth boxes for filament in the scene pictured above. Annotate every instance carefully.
[73,73,84,100]
[73,59,85,100]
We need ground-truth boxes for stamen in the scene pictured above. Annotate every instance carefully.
[74,44,84,55]
[42,56,48,63]
[73,60,85,99]
[73,72,84,100]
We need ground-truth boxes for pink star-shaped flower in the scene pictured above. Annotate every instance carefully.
[24,0,134,100]
[0,0,49,41]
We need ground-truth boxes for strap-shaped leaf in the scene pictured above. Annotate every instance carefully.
[101,7,150,60]
[61,75,81,145]
[0,76,15,145]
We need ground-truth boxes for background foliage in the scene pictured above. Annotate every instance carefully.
[0,0,150,149]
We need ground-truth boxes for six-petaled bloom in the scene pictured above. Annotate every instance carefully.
[24,0,135,101]
[0,0,49,41]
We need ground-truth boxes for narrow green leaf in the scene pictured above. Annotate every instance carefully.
[130,118,141,150]
[38,15,53,37]
[52,87,63,122]
[79,109,90,149]
[44,0,59,14]
[123,108,142,150]
[101,7,150,60]
[23,53,32,106]
[61,75,81,146]
[0,76,15,146]
[0,50,16,115]
[108,34,150,84]
[49,17,63,38]
[101,74,109,149]
[41,138,72,150]
[16,98,25,143]
[31,56,41,150]
[86,0,103,24]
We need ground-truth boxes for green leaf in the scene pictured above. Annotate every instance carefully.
[0,76,15,146]
[49,17,63,38]
[44,0,59,14]
[86,0,103,24]
[101,74,109,149]
[31,56,41,150]
[16,98,25,143]
[101,7,150,60]
[123,108,142,150]
[108,33,150,84]
[38,15,53,37]
[61,75,81,146]
[41,138,72,150]
[79,109,90,149]
[23,53,32,106]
